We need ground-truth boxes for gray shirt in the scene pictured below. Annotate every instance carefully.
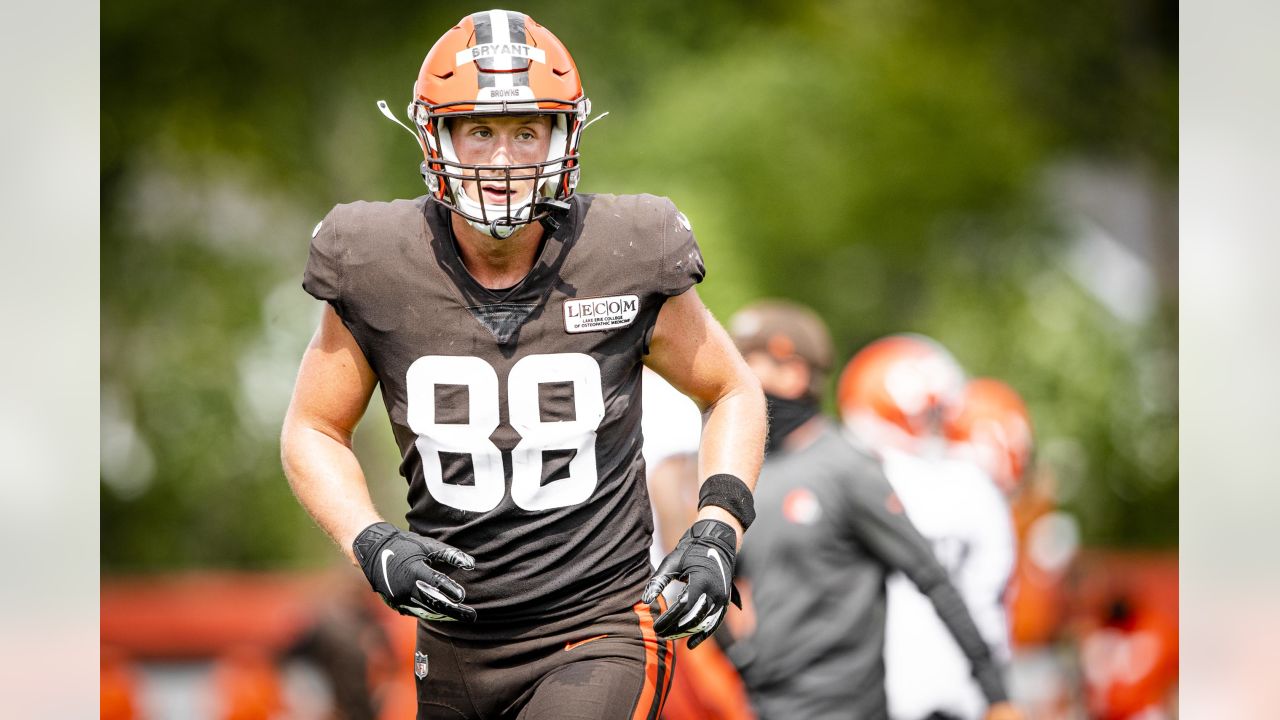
[730,422,1007,719]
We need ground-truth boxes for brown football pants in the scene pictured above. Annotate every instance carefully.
[414,599,676,720]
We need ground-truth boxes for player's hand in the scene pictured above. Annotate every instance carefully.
[642,519,740,649]
[984,702,1026,720]
[352,522,477,622]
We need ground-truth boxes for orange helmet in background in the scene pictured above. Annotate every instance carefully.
[837,334,965,455]
[408,9,592,237]
[947,378,1033,495]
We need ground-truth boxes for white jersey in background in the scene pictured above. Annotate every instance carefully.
[640,367,702,471]
[641,367,703,566]
[881,446,1016,720]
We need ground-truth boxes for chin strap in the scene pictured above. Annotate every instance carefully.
[480,217,517,239]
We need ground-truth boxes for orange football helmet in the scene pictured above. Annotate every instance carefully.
[397,10,593,237]
[836,334,966,454]
[946,378,1033,495]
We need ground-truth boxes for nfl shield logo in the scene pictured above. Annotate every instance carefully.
[414,652,429,679]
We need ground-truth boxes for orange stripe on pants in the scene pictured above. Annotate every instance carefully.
[661,635,677,709]
[632,601,661,720]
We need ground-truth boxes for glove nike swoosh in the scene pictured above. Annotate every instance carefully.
[642,518,739,647]
[354,522,477,624]
[381,549,395,592]
[708,548,728,594]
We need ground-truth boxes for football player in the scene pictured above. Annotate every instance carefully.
[949,378,1084,717]
[838,336,1019,720]
[722,303,1019,720]
[945,377,1034,498]
[279,10,766,720]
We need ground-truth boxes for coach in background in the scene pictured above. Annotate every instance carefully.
[720,300,1022,720]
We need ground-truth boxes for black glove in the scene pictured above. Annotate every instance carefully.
[642,519,741,649]
[352,522,477,622]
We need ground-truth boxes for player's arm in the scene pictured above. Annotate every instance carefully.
[844,457,1018,715]
[281,305,476,622]
[281,304,383,562]
[641,288,767,648]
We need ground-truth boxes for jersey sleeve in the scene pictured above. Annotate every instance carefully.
[839,454,1010,705]
[302,207,344,311]
[659,199,706,296]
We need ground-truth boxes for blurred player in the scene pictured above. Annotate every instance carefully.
[287,573,394,720]
[945,378,1053,649]
[721,302,1018,720]
[281,10,766,719]
[838,337,1017,720]
[950,378,1087,717]
[945,377,1033,497]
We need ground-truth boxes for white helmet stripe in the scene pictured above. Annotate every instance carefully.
[488,10,515,75]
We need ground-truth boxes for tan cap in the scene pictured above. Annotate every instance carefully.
[728,299,834,395]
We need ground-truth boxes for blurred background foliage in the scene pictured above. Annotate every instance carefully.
[102,0,1177,570]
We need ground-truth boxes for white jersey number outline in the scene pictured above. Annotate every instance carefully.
[406,353,605,512]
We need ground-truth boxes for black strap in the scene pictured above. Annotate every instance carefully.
[697,473,757,531]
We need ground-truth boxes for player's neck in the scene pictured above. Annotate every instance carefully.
[450,214,546,290]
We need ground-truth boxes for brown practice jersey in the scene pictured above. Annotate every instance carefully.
[303,193,704,640]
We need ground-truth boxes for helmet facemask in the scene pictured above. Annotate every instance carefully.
[416,100,586,239]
